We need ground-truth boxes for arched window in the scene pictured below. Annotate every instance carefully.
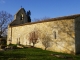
[54,31,56,39]
[53,30,58,39]
[20,13,24,20]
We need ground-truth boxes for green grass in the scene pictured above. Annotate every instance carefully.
[0,48,80,60]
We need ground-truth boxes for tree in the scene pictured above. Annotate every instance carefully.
[0,11,13,37]
[27,10,31,16]
[27,10,31,22]
[42,34,53,50]
[29,30,38,47]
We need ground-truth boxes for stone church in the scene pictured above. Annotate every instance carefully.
[7,8,80,54]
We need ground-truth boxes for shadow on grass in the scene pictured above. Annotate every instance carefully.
[0,48,80,60]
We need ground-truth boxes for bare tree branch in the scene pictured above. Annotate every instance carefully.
[0,11,13,37]
[42,35,53,50]
[29,29,38,47]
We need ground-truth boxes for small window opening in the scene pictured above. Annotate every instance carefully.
[20,14,24,20]
[54,31,56,39]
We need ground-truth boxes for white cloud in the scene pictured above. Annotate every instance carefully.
[0,0,5,4]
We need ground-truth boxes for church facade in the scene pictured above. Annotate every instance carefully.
[7,8,80,54]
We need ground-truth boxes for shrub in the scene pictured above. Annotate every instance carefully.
[8,44,17,49]
[0,38,7,49]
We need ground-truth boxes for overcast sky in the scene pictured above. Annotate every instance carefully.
[0,0,80,21]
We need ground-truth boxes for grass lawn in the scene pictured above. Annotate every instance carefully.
[0,48,80,60]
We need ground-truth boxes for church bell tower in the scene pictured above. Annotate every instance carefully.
[10,8,31,26]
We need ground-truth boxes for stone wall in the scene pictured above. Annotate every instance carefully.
[7,19,75,54]
[75,17,80,54]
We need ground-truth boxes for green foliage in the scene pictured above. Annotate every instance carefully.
[0,38,7,48]
[0,48,80,60]
[8,44,17,49]
[0,38,6,45]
